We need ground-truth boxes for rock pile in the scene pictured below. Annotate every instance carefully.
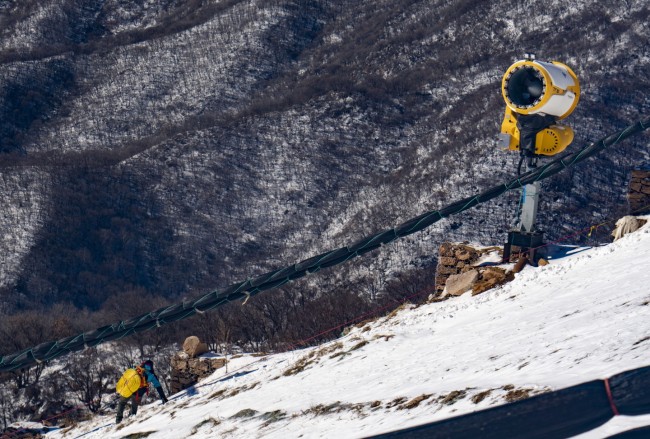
[170,336,226,394]
[434,243,512,297]
[434,243,483,294]
[628,170,650,214]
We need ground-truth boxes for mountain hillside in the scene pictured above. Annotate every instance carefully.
[1,0,649,312]
[31,217,650,438]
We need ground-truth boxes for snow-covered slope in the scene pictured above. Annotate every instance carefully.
[46,219,650,438]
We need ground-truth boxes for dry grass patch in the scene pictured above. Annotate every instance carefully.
[471,390,492,404]
[387,397,408,408]
[283,343,344,376]
[329,351,349,360]
[190,418,220,435]
[304,402,365,417]
[384,303,412,322]
[260,410,286,426]
[439,390,467,405]
[209,388,227,400]
[349,340,369,351]
[400,394,433,410]
[504,388,533,402]
[304,402,343,416]
[230,408,258,419]
[503,386,550,403]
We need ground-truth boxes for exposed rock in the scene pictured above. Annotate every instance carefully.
[434,243,486,295]
[170,352,189,371]
[437,265,459,276]
[435,242,515,298]
[170,351,227,395]
[171,337,226,394]
[611,216,642,241]
[183,336,209,358]
[455,249,474,261]
[445,269,479,296]
[439,243,455,257]
[439,256,457,266]
[481,267,505,282]
[472,267,514,296]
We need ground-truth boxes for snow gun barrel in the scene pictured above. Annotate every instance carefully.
[499,55,580,157]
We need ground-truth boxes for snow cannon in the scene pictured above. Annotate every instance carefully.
[499,54,581,266]
[499,54,580,156]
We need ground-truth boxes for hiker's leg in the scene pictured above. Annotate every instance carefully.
[116,396,128,423]
[130,393,139,416]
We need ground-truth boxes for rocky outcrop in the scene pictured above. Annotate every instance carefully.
[471,267,514,295]
[445,269,480,296]
[170,337,226,394]
[434,243,489,294]
[182,336,208,358]
[434,243,513,297]
[611,216,647,241]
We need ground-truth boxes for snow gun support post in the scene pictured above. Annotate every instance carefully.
[499,53,580,264]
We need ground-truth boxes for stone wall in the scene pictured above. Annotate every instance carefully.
[434,243,483,295]
[170,352,227,394]
[628,170,650,214]
[434,242,511,297]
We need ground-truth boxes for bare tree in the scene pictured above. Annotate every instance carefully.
[63,348,118,413]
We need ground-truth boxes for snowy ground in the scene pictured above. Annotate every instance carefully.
[40,217,650,438]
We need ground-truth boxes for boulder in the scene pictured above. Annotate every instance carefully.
[612,216,640,241]
[435,243,485,295]
[472,267,514,296]
[183,336,209,358]
[445,269,479,296]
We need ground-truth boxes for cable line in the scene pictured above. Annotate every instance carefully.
[0,117,647,372]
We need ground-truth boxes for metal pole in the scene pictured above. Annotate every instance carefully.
[518,181,540,233]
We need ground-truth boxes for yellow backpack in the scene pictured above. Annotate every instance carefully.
[116,367,144,398]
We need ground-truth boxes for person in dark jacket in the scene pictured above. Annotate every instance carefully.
[116,360,168,424]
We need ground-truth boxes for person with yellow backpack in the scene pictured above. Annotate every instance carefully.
[115,360,168,424]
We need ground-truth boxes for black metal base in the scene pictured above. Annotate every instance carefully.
[503,230,544,264]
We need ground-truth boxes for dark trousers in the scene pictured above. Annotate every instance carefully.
[116,388,144,423]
